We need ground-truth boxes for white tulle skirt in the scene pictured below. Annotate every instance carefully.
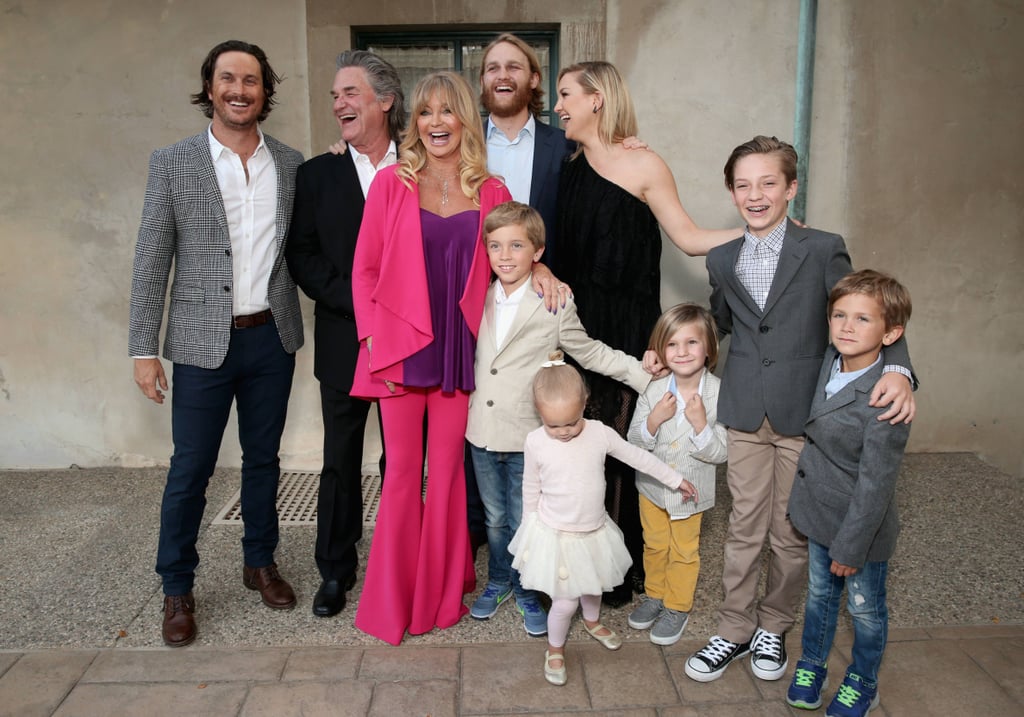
[509,512,633,599]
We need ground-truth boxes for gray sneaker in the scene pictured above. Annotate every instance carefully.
[650,608,689,646]
[627,596,664,629]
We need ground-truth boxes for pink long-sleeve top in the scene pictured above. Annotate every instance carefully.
[523,419,685,533]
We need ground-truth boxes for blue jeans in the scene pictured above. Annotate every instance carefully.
[469,445,536,601]
[156,322,295,595]
[800,538,889,689]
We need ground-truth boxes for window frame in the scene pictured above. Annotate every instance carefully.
[353,25,561,125]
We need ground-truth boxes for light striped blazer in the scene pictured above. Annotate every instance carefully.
[129,131,304,368]
[627,371,728,518]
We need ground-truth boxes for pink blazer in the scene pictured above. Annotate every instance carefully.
[351,166,511,399]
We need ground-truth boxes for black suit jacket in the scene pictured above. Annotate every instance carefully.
[285,152,365,391]
[529,120,575,265]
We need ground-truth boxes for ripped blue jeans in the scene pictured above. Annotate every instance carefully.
[799,538,888,689]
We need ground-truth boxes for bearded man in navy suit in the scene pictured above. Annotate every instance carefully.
[479,33,575,265]
[130,40,304,646]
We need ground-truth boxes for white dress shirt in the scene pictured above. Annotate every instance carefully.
[349,140,398,198]
[493,277,531,350]
[208,126,278,316]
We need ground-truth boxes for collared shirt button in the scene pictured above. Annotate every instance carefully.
[762,358,772,366]
[490,368,498,375]
[486,400,494,407]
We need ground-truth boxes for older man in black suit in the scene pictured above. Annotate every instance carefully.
[285,50,406,617]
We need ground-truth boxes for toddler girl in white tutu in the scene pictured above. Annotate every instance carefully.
[509,353,697,685]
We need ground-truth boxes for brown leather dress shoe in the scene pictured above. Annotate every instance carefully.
[243,563,297,609]
[162,592,196,647]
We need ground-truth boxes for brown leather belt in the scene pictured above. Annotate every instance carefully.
[233,309,273,329]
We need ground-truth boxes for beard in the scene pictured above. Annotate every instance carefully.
[482,82,532,119]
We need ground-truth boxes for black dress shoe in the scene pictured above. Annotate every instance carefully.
[312,574,356,617]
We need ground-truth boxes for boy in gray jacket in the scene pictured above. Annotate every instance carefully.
[785,270,913,717]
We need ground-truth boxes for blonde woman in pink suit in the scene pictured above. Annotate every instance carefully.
[350,71,513,644]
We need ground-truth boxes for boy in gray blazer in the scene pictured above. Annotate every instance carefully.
[686,137,916,684]
[785,271,912,717]
[466,202,651,636]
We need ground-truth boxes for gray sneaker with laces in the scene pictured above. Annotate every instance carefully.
[627,596,664,629]
[650,607,689,645]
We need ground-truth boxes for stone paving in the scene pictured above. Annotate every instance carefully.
[1,625,1022,716]
[1,453,1021,715]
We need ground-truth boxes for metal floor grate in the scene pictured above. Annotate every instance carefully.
[212,471,382,527]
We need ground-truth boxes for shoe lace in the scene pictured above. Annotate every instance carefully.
[164,594,192,614]
[519,600,543,616]
[263,564,283,582]
[755,630,784,659]
[698,635,739,660]
[793,666,819,687]
[835,675,865,707]
[482,584,506,599]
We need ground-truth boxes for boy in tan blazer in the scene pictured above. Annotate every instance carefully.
[466,201,651,636]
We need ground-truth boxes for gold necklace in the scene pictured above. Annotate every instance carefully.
[424,167,458,206]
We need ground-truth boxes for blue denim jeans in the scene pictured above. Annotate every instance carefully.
[800,538,889,689]
[469,445,537,601]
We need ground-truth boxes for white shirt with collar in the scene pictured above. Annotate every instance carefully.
[349,140,398,198]
[486,115,535,204]
[208,125,277,316]
[493,277,531,350]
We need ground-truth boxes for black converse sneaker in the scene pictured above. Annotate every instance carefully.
[684,635,752,682]
[750,627,788,680]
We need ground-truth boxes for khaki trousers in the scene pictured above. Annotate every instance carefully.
[717,418,807,642]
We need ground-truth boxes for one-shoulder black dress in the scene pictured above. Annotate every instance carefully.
[552,152,663,600]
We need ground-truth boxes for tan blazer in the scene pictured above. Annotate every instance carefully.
[466,281,650,453]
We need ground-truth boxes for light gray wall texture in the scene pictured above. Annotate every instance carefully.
[1,1,1019,476]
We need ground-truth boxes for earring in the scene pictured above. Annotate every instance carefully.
[592,105,599,114]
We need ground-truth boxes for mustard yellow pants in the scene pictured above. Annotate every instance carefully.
[639,494,702,612]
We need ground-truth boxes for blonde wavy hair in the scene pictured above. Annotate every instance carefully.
[558,61,638,156]
[396,71,490,204]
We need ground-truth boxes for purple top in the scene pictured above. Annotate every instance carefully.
[403,208,481,392]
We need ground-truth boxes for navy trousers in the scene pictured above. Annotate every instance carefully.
[156,322,295,595]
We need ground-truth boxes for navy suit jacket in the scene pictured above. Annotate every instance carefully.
[528,120,574,265]
[284,152,364,391]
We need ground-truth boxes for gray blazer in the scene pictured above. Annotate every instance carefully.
[788,346,911,567]
[707,222,913,436]
[129,131,304,368]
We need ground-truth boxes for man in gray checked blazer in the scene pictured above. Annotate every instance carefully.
[129,40,304,648]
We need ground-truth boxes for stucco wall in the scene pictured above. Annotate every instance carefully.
[843,1,1024,474]
[0,0,313,468]
[1,0,1020,475]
